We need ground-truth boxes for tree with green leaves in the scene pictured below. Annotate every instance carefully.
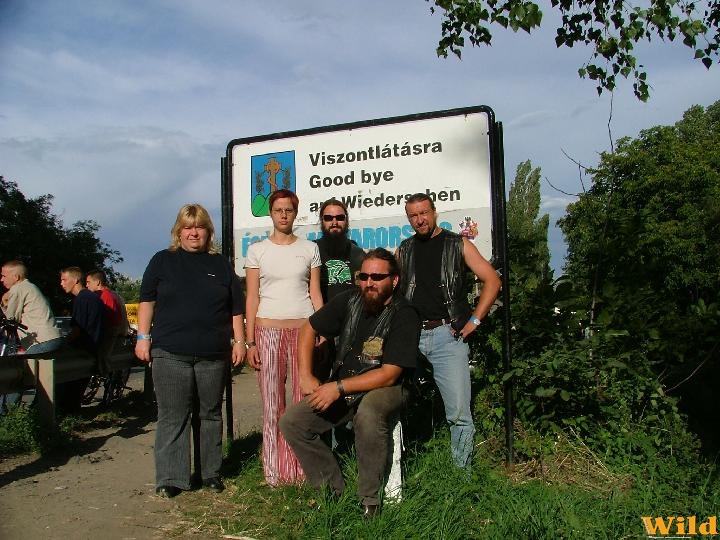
[471,160,558,437]
[560,101,720,319]
[113,274,141,304]
[428,0,719,100]
[555,100,720,450]
[505,160,555,355]
[0,176,122,312]
[476,102,719,460]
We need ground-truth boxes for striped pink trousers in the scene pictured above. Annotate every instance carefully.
[255,326,306,486]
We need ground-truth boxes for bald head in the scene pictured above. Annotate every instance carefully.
[1,260,26,291]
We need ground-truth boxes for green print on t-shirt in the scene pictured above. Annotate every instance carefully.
[326,259,352,285]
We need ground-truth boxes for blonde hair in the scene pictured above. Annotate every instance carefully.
[169,203,217,253]
[60,266,83,282]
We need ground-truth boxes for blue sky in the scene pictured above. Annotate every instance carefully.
[1,0,718,278]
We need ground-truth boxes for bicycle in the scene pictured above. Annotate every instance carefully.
[81,331,135,406]
[0,313,26,356]
[0,314,28,413]
[81,370,130,406]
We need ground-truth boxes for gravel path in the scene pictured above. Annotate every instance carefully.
[0,367,263,540]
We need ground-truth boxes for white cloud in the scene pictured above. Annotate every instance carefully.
[541,194,575,215]
[1,0,718,278]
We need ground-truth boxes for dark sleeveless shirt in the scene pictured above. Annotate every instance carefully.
[411,231,449,320]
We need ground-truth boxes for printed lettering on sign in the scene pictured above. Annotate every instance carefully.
[228,108,496,275]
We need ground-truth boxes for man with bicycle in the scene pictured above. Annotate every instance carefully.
[86,269,129,375]
[58,266,104,412]
[1,260,62,412]
[1,261,62,352]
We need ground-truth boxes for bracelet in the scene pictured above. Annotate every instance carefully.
[231,339,243,346]
[336,379,345,397]
[469,315,482,326]
[245,341,256,349]
[136,333,152,341]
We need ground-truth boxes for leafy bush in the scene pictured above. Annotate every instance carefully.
[470,103,720,475]
[0,403,44,453]
[471,278,705,474]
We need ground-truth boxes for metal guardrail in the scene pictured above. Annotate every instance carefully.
[0,335,143,424]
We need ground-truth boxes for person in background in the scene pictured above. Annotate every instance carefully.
[86,269,128,375]
[1,260,63,412]
[280,248,419,518]
[244,189,323,486]
[313,198,365,382]
[59,266,105,412]
[396,193,501,469]
[135,203,246,499]
[314,198,365,302]
[1,260,62,352]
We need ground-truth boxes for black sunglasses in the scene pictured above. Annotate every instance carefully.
[357,272,392,282]
[322,214,346,222]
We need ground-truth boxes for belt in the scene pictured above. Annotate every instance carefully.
[421,318,451,330]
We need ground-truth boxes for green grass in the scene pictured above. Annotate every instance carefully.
[4,395,717,538]
[179,429,720,539]
[0,390,150,456]
[0,402,46,453]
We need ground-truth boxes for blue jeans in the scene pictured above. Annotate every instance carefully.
[151,349,228,490]
[25,337,65,355]
[419,324,475,468]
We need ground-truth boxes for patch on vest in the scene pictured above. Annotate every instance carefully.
[361,336,383,366]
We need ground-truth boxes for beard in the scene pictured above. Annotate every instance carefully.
[321,226,349,257]
[361,283,393,314]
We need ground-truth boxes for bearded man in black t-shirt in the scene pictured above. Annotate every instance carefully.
[314,198,365,302]
[280,248,419,518]
[312,198,365,381]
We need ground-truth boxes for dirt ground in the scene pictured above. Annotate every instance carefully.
[0,367,264,540]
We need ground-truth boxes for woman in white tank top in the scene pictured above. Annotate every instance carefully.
[244,189,323,486]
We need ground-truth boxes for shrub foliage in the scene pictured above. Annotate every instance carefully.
[474,102,720,470]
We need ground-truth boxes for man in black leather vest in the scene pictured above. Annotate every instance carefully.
[397,193,501,468]
[280,248,419,518]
